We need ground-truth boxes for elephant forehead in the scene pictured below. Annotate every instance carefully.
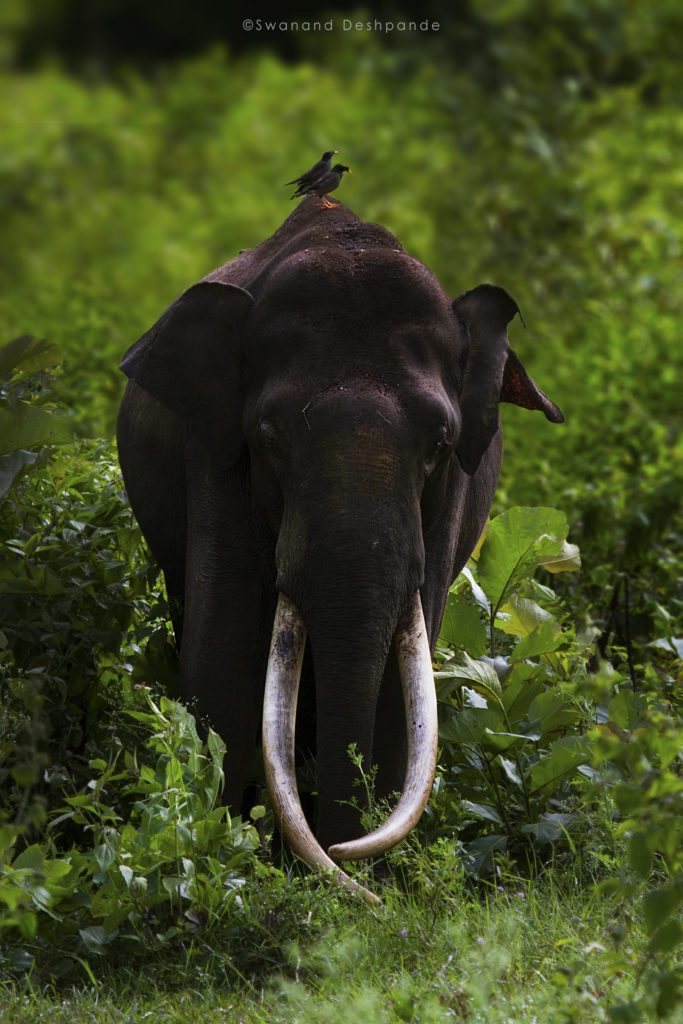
[255,246,450,319]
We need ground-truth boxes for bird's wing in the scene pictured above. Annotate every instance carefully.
[308,170,337,193]
[285,158,327,189]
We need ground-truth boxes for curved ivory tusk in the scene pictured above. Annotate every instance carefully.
[262,593,382,906]
[328,592,438,862]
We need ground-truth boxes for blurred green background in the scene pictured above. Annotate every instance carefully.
[1,0,682,642]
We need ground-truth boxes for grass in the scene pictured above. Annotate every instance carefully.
[0,864,657,1023]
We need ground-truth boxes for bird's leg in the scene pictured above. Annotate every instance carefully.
[321,196,338,209]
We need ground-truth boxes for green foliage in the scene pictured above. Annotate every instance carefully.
[0,691,260,978]
[433,507,591,875]
[0,440,171,806]
[589,690,683,1021]
[0,337,73,497]
[433,505,683,1020]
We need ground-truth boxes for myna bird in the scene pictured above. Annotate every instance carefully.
[284,150,338,189]
[291,164,352,207]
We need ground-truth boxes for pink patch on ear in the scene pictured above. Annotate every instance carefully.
[501,350,564,423]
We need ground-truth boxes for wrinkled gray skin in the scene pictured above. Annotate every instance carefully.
[117,197,563,852]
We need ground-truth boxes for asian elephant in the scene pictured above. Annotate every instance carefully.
[117,196,563,899]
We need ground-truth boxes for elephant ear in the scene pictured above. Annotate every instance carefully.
[119,281,253,462]
[453,283,564,475]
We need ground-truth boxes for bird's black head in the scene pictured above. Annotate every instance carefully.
[322,150,338,160]
[332,164,351,174]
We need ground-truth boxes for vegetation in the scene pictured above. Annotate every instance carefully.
[1,2,682,1020]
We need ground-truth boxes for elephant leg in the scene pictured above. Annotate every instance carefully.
[180,572,273,814]
[181,439,275,815]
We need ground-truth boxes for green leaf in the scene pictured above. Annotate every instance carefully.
[501,666,546,722]
[484,728,534,751]
[119,865,134,888]
[439,706,503,745]
[457,566,490,613]
[0,449,41,499]
[521,812,574,845]
[12,845,45,871]
[0,336,63,378]
[94,843,117,872]
[461,801,504,825]
[655,970,683,1019]
[499,756,523,786]
[477,507,568,612]
[79,925,111,955]
[538,539,582,574]
[9,948,34,974]
[439,593,487,657]
[496,594,554,638]
[608,691,646,730]
[463,834,507,877]
[524,691,578,737]
[648,919,682,955]
[511,620,563,663]
[437,653,502,696]
[628,832,652,879]
[0,404,74,456]
[529,736,591,795]
[464,687,489,709]
[607,1001,642,1023]
[644,884,683,935]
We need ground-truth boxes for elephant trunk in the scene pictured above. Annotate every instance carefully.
[261,591,437,899]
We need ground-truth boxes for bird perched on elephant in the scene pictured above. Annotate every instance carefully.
[290,163,351,206]
[284,149,338,190]
[117,194,563,901]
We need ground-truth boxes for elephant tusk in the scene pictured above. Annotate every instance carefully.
[262,593,382,905]
[328,592,438,862]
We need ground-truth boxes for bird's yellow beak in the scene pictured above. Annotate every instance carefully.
[348,168,353,174]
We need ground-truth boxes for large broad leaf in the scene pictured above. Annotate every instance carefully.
[501,665,546,723]
[435,653,502,697]
[439,706,504,745]
[0,336,63,378]
[496,594,554,638]
[0,449,40,499]
[643,882,683,935]
[482,727,531,753]
[521,812,574,845]
[463,834,508,877]
[499,756,523,786]
[511,619,564,663]
[461,800,503,825]
[539,539,582,574]
[439,593,487,657]
[524,691,578,738]
[529,736,591,795]
[608,690,646,730]
[0,404,73,456]
[477,507,568,612]
[456,566,490,614]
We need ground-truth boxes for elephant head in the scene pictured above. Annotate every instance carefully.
[118,199,563,898]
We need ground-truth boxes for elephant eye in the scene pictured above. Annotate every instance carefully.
[425,426,451,472]
[431,426,449,453]
[258,419,281,450]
